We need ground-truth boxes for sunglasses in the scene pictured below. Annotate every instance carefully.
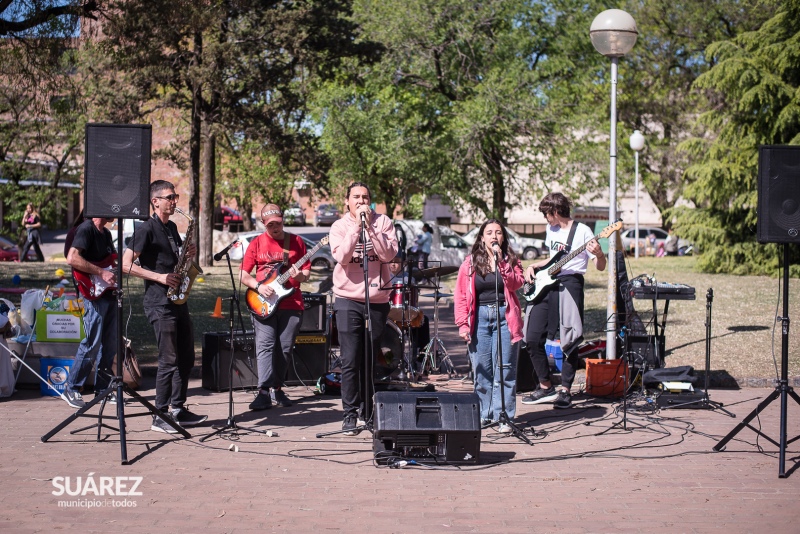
[155,194,180,202]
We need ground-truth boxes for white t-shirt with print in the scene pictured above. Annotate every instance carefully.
[545,221,596,276]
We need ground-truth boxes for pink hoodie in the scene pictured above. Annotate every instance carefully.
[454,254,525,344]
[330,212,399,303]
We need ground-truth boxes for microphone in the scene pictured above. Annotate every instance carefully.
[360,211,367,225]
[213,239,240,261]
[491,241,500,253]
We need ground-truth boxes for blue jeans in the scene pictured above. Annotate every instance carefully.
[67,294,117,392]
[252,310,302,390]
[468,304,518,421]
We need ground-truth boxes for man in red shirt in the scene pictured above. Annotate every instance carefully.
[240,204,311,409]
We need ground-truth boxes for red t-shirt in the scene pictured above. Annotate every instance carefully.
[241,232,310,310]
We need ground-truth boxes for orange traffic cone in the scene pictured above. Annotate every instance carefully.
[210,296,224,318]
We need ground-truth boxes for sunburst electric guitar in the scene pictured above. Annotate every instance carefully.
[245,236,329,319]
[522,220,622,304]
[72,254,118,300]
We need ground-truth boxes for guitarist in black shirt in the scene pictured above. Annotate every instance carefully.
[62,217,117,409]
[521,193,606,409]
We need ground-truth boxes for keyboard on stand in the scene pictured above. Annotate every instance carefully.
[632,282,696,300]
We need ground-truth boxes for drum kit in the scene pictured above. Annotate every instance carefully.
[381,263,460,383]
[324,262,460,389]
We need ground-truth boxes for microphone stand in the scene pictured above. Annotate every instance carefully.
[359,212,375,429]
[200,248,266,442]
[483,244,532,445]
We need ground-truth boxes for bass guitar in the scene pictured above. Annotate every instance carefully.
[72,254,118,300]
[522,220,622,303]
[245,236,329,319]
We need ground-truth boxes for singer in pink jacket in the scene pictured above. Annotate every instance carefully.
[454,220,524,432]
[329,182,398,435]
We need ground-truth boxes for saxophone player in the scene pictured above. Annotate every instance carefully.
[122,180,208,433]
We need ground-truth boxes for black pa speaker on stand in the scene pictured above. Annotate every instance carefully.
[757,145,800,244]
[714,145,800,478]
[84,124,152,219]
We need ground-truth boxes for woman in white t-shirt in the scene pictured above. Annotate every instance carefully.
[521,193,606,409]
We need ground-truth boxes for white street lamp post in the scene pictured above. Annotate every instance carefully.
[630,130,645,259]
[590,9,638,360]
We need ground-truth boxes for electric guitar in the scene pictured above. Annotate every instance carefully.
[522,220,622,303]
[72,254,118,300]
[245,236,329,319]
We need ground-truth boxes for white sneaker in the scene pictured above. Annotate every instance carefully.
[496,422,512,434]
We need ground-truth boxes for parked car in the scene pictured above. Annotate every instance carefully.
[229,231,335,270]
[0,235,37,261]
[215,206,244,231]
[620,227,692,256]
[314,203,341,226]
[392,219,469,268]
[460,226,545,260]
[284,203,306,226]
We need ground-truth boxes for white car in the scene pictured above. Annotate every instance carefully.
[392,219,470,268]
[620,227,692,255]
[460,226,545,260]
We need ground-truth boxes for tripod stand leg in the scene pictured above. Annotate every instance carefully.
[713,388,781,452]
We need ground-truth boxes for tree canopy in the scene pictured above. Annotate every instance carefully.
[674,0,800,275]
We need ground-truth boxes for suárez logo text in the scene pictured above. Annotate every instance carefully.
[51,473,143,497]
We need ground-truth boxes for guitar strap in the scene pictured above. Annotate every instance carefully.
[282,233,291,266]
[565,220,578,253]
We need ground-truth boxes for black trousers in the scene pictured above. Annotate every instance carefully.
[334,297,389,418]
[146,302,195,412]
[526,274,585,390]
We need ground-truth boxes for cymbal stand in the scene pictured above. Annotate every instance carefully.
[419,278,457,377]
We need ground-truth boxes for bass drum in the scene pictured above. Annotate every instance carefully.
[376,320,404,381]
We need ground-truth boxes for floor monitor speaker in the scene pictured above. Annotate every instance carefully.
[373,391,481,464]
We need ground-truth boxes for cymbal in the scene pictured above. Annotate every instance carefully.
[412,265,459,279]
[421,292,453,299]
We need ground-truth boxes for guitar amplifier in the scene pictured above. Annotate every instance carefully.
[286,333,329,386]
[626,334,665,369]
[203,329,329,390]
[300,292,327,333]
[202,331,258,391]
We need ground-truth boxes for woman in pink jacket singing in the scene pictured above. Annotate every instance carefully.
[454,220,524,433]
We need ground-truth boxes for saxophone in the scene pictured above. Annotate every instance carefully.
[167,207,203,305]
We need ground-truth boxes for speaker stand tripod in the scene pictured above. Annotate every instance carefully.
[42,220,189,465]
[714,244,800,477]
